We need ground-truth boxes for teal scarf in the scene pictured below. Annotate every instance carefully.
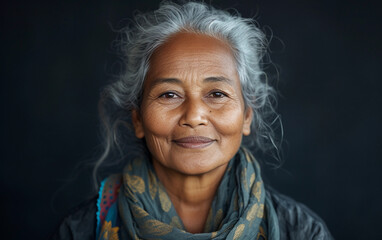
[97,147,280,239]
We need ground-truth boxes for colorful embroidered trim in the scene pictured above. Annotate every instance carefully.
[96,174,122,236]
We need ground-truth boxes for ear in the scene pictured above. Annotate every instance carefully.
[242,107,253,136]
[131,109,145,139]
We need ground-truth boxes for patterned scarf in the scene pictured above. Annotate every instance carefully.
[96,147,280,240]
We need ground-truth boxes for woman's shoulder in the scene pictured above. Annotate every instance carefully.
[50,188,334,240]
[50,196,97,240]
[267,188,334,240]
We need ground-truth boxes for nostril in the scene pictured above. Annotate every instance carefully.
[177,99,210,128]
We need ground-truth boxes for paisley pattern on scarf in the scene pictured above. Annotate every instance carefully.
[96,147,280,239]
[98,221,119,240]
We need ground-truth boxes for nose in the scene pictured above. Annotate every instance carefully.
[179,98,209,128]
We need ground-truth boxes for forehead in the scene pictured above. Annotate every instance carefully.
[145,32,239,83]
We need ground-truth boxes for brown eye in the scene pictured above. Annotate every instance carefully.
[209,91,227,98]
[159,92,178,98]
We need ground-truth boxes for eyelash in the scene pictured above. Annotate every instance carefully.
[158,92,179,99]
[157,90,229,99]
[208,90,228,98]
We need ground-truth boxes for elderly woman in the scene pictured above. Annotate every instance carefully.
[53,1,332,240]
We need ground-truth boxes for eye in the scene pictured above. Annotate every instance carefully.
[208,91,228,98]
[158,92,179,99]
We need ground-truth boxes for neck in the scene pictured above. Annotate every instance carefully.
[153,160,228,233]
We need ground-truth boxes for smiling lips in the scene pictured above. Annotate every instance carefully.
[173,136,215,149]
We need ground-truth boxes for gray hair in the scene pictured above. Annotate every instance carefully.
[94,1,282,183]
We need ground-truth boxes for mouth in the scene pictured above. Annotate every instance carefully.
[173,136,215,149]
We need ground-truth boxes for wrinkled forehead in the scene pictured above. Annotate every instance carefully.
[145,32,240,86]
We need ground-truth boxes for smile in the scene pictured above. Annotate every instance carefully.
[173,136,215,149]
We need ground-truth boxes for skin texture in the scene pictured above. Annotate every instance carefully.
[132,32,253,233]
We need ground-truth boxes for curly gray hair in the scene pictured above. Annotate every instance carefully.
[94,1,282,182]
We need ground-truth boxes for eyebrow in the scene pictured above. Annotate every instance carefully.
[203,76,234,85]
[149,76,234,88]
[149,78,182,88]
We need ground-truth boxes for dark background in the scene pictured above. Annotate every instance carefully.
[1,0,381,239]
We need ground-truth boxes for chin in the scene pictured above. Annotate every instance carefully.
[171,158,230,176]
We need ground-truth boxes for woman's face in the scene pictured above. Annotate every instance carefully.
[132,32,252,175]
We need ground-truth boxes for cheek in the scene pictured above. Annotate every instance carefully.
[141,108,173,162]
[212,106,245,136]
[142,105,175,137]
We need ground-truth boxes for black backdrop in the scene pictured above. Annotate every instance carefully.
[1,0,381,239]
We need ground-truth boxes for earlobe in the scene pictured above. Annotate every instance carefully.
[132,109,145,139]
[243,107,253,136]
